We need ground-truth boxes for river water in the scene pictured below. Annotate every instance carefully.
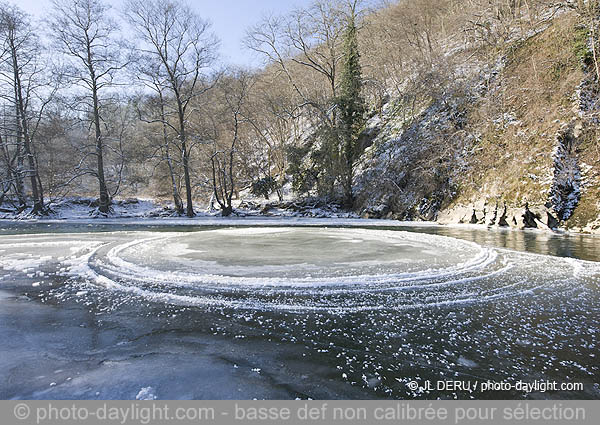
[0,219,598,400]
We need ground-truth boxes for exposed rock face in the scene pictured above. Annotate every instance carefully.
[547,212,560,230]
[490,204,498,226]
[498,205,509,227]
[470,210,479,224]
[479,208,487,225]
[353,62,486,222]
[522,203,539,229]
[437,201,568,232]
[345,11,599,233]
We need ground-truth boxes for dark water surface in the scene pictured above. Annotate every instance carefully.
[0,219,598,400]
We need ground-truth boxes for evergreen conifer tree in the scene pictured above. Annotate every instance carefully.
[336,2,365,208]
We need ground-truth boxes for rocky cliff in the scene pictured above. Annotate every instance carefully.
[353,10,600,233]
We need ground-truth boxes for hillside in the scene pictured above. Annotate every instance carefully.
[351,6,600,233]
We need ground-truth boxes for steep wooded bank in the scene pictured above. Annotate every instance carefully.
[353,3,600,233]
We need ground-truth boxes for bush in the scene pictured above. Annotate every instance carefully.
[251,177,278,199]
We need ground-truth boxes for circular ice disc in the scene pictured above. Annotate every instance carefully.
[102,227,492,289]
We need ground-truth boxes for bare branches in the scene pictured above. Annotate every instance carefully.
[245,0,354,127]
[124,0,219,216]
[48,0,127,214]
[205,69,255,215]
[0,3,56,213]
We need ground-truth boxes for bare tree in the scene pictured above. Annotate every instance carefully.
[32,98,81,204]
[0,3,57,214]
[207,70,254,216]
[245,0,346,127]
[136,86,185,215]
[240,77,300,201]
[48,0,125,214]
[124,0,219,217]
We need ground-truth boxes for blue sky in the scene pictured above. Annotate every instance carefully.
[16,0,309,66]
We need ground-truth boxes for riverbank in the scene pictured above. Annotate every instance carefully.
[1,197,599,238]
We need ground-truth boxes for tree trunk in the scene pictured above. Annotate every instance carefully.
[158,97,184,215]
[177,101,195,218]
[181,141,194,218]
[10,36,44,214]
[343,139,354,209]
[13,69,45,215]
[92,84,110,214]
[167,153,184,215]
[85,32,110,215]
[14,103,26,209]
[221,205,233,217]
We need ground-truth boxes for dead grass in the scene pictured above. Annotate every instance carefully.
[455,11,594,213]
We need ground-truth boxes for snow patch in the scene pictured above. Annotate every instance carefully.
[135,387,157,400]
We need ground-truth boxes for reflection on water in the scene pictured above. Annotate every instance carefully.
[394,226,600,263]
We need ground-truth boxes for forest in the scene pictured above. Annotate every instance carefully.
[1,0,598,226]
[1,0,599,404]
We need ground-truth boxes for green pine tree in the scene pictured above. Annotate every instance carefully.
[337,4,365,208]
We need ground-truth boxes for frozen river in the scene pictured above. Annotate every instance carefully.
[0,220,598,399]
